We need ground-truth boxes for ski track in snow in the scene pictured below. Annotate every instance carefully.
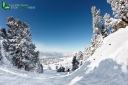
[0,67,30,78]
[68,76,83,85]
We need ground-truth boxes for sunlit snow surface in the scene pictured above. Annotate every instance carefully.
[0,27,128,85]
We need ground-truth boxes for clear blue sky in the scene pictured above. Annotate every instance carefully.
[0,0,112,53]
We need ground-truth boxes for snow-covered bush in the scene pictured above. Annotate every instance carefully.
[57,66,65,72]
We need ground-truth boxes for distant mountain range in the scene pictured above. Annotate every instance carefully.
[39,52,73,58]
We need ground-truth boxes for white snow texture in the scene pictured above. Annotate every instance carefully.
[0,26,128,85]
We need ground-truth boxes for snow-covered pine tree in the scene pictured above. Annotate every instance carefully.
[91,6,102,34]
[0,28,6,63]
[77,51,83,61]
[77,51,83,66]
[0,28,10,64]
[90,33,103,55]
[103,13,121,33]
[0,28,8,56]
[107,0,128,23]
[6,17,43,73]
[72,55,79,71]
[90,6,104,55]
[91,6,108,37]
[74,51,83,67]
[84,47,91,59]
[100,23,109,38]
[83,6,104,58]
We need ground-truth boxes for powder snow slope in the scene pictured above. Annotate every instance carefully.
[70,26,128,85]
[0,27,128,85]
[86,27,128,74]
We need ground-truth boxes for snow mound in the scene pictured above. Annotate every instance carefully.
[86,27,128,74]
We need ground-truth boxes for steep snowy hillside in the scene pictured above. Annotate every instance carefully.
[70,26,128,85]
[65,27,128,85]
[0,26,128,85]
[86,27,128,74]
